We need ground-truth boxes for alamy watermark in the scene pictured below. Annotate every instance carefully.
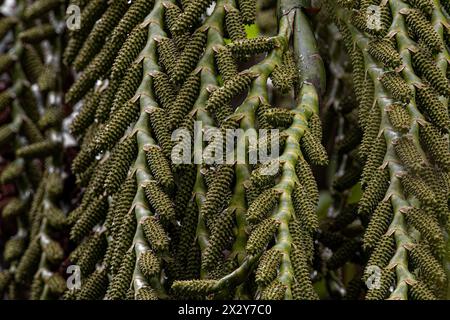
[170,121,281,175]
[366,5,382,31]
[365,265,382,290]
[66,264,81,290]
[66,5,81,31]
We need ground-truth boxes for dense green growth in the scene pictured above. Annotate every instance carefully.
[0,0,449,300]
[0,0,69,300]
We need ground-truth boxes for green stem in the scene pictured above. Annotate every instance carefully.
[293,8,326,96]
[341,5,422,299]
[209,5,324,299]
[272,83,318,299]
[189,0,226,278]
[127,0,171,297]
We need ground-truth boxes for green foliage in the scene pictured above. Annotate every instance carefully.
[3,0,448,302]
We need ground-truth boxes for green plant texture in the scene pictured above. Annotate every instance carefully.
[0,0,449,301]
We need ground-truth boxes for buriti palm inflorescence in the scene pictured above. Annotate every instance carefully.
[0,0,69,299]
[312,13,368,298]
[1,0,448,301]
[328,0,450,299]
[62,0,328,300]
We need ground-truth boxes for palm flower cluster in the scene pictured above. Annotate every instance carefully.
[0,0,449,301]
[311,14,367,299]
[0,0,69,299]
[325,0,450,300]
[59,0,330,300]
